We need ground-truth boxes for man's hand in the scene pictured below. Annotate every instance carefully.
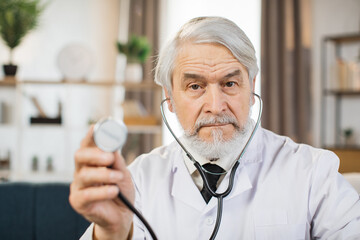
[69,126,134,240]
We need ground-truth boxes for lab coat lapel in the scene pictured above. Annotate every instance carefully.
[204,165,253,211]
[171,156,206,211]
[221,165,252,198]
[205,128,264,210]
[171,127,264,212]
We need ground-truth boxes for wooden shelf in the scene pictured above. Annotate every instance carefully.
[325,146,360,151]
[324,33,360,43]
[21,80,116,86]
[0,77,16,86]
[121,81,161,91]
[127,125,162,134]
[324,89,360,96]
[0,78,161,90]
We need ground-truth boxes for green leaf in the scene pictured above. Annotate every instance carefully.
[116,34,151,63]
[0,0,46,63]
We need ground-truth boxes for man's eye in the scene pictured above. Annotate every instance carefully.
[190,84,200,90]
[225,82,236,87]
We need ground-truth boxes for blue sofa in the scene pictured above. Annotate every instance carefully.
[0,182,90,240]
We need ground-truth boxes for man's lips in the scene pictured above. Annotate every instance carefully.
[201,123,230,128]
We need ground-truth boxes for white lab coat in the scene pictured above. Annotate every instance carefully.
[81,127,360,239]
[129,127,360,240]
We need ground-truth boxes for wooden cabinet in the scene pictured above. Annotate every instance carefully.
[330,148,360,173]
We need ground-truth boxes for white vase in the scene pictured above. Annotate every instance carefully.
[124,63,143,83]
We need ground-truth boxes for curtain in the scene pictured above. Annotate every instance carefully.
[123,0,160,158]
[128,0,159,83]
[261,0,312,144]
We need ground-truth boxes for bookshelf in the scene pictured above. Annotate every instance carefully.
[0,78,162,182]
[321,33,360,172]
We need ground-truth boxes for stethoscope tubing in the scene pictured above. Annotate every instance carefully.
[160,93,263,198]
[94,93,262,240]
[160,93,263,240]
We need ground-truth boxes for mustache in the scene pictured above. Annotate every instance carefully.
[187,113,240,135]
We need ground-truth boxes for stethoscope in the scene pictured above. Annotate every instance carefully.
[93,92,263,240]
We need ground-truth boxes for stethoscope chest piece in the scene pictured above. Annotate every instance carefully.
[93,118,127,152]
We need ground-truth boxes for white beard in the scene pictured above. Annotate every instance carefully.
[169,95,253,160]
[182,116,253,160]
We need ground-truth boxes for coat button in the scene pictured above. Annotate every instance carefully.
[206,217,214,225]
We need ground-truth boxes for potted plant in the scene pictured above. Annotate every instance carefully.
[116,34,151,82]
[343,128,354,147]
[0,0,46,77]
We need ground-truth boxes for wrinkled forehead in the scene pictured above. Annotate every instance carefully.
[172,42,247,78]
[173,41,242,70]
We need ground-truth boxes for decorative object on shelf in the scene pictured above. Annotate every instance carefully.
[31,155,39,171]
[29,96,46,118]
[121,100,158,125]
[0,102,8,124]
[0,150,11,182]
[117,35,151,83]
[343,128,355,147]
[347,48,360,90]
[30,116,62,124]
[57,43,94,82]
[0,0,46,76]
[26,94,62,125]
[334,54,360,91]
[124,63,143,83]
[46,156,53,172]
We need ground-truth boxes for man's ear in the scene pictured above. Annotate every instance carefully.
[251,76,257,105]
[164,88,174,112]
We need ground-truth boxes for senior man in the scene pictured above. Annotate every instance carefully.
[70,17,360,240]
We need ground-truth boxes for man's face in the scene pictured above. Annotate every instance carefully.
[166,42,255,143]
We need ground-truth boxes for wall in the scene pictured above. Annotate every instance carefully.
[0,0,122,180]
[0,0,120,80]
[312,0,360,147]
[159,0,262,144]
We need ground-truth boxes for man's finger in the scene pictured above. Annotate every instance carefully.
[75,166,124,189]
[75,147,115,169]
[70,184,120,212]
[112,151,128,171]
[80,125,96,148]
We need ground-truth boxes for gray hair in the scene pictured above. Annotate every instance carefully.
[154,16,259,95]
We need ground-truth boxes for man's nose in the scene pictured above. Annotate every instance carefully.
[203,86,227,114]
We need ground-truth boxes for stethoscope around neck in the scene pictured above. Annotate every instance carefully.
[160,92,263,239]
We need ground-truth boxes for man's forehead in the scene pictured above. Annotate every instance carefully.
[174,42,244,69]
[177,41,233,57]
[182,69,243,79]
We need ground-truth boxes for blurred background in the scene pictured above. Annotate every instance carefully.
[1,1,360,239]
[0,0,359,183]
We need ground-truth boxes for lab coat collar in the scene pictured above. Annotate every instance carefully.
[240,125,264,164]
[171,154,254,213]
[205,165,253,210]
[171,127,264,212]
[171,154,207,212]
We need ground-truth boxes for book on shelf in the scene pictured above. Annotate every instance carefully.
[332,57,360,91]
